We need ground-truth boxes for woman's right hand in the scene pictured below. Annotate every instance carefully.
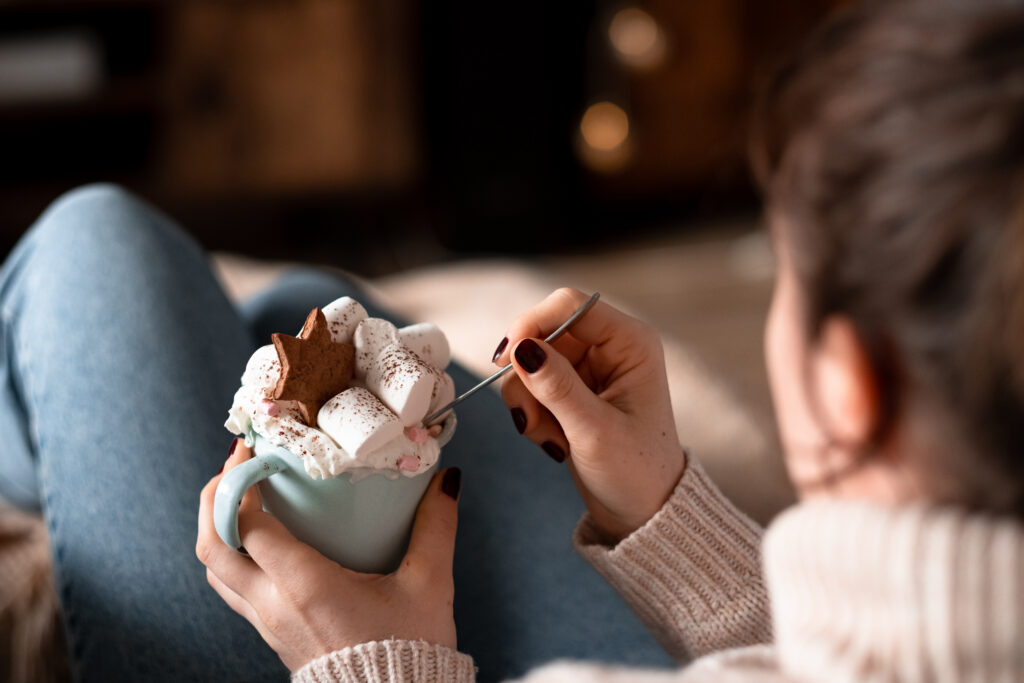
[495,288,686,542]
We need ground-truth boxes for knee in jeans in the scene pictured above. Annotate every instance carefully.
[31,183,177,257]
[42,183,139,225]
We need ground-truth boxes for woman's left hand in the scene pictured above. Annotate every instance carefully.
[196,439,461,672]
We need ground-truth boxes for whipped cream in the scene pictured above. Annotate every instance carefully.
[225,297,454,480]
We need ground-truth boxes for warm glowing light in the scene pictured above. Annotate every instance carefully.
[577,101,632,172]
[608,8,666,70]
[580,101,629,152]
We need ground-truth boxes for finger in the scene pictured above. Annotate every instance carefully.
[220,439,266,546]
[524,404,571,463]
[501,372,543,432]
[509,338,612,436]
[224,437,253,473]
[206,567,261,623]
[205,439,330,580]
[197,461,268,600]
[221,438,265,520]
[493,288,641,366]
[501,374,570,462]
[205,440,347,588]
[206,568,287,655]
[400,467,461,587]
[197,437,255,560]
[540,332,590,370]
[238,476,262,518]
[236,504,334,583]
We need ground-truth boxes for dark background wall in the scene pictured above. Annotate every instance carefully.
[0,0,844,275]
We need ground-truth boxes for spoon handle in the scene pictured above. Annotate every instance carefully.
[423,292,601,425]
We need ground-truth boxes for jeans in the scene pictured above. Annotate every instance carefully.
[0,185,674,682]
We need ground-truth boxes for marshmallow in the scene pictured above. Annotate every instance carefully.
[321,297,368,344]
[398,323,451,369]
[318,387,403,457]
[404,426,429,444]
[364,342,435,426]
[397,455,420,472]
[227,304,456,480]
[353,318,400,378]
[241,345,281,396]
[427,369,455,423]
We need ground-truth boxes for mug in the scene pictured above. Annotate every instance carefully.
[214,415,456,574]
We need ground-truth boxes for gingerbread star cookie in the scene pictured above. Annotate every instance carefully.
[272,308,355,427]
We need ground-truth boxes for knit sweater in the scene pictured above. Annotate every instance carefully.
[293,459,1024,683]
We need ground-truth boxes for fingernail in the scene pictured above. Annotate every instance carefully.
[491,337,509,363]
[441,467,462,500]
[228,439,238,457]
[514,339,547,373]
[541,441,566,463]
[510,407,527,434]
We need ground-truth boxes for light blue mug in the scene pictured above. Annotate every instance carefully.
[214,416,456,574]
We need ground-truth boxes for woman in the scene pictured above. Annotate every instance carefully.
[4,0,1023,680]
[199,0,1024,680]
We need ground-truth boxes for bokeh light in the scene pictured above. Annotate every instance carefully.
[580,101,629,152]
[608,7,666,70]
[578,101,632,172]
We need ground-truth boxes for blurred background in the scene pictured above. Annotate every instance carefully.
[0,0,844,269]
[0,0,848,501]
[0,0,846,477]
[0,5,855,675]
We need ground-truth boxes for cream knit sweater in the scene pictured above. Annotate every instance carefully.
[294,459,1024,683]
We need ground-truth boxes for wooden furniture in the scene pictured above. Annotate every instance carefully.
[0,0,418,266]
[0,0,843,264]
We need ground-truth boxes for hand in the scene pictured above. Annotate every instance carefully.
[496,288,686,542]
[196,440,461,672]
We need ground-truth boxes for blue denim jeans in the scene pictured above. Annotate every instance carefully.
[0,185,673,682]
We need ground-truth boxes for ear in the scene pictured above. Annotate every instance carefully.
[810,316,881,447]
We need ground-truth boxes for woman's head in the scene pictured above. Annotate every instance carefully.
[754,0,1024,517]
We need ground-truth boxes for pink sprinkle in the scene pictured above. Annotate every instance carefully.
[404,426,429,444]
[397,455,420,472]
[260,399,280,417]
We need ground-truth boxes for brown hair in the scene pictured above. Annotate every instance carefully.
[752,0,1024,517]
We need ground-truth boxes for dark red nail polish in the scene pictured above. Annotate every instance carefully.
[510,407,527,434]
[514,339,547,373]
[492,337,509,363]
[542,441,566,463]
[228,439,238,457]
[441,467,462,500]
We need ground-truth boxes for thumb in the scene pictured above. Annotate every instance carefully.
[401,467,461,585]
[510,338,608,434]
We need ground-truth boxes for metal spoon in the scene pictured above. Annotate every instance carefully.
[423,292,601,425]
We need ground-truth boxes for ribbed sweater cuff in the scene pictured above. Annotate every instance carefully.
[574,456,772,660]
[292,639,476,683]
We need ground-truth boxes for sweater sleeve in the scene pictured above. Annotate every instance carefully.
[573,456,772,662]
[291,639,476,683]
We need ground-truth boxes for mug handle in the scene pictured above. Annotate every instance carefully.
[214,452,289,551]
